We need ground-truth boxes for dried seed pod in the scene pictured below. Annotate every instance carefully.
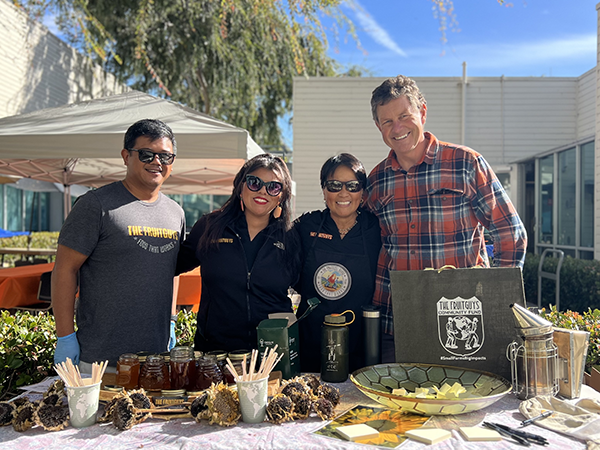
[266,394,294,425]
[111,397,136,431]
[299,374,321,394]
[207,382,240,427]
[0,402,15,426]
[317,383,341,407]
[280,381,306,403]
[291,392,312,420]
[128,389,152,410]
[34,404,69,431]
[313,397,335,420]
[98,395,121,423]
[190,392,210,422]
[12,402,36,432]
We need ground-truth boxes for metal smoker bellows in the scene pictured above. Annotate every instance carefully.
[507,303,559,400]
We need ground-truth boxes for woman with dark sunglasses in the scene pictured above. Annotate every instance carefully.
[176,154,300,352]
[293,153,382,374]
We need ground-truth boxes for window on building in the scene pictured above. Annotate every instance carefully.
[534,141,594,259]
[539,155,554,245]
[581,142,594,249]
[557,147,575,246]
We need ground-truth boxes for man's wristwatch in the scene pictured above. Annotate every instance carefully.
[170,315,178,322]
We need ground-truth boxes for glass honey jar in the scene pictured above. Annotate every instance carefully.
[194,355,224,391]
[206,350,233,384]
[116,353,140,390]
[139,354,170,391]
[170,346,196,391]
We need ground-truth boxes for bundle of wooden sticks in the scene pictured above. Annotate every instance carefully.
[54,357,108,387]
[225,346,283,382]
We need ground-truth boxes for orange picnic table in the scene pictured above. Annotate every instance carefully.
[0,263,201,311]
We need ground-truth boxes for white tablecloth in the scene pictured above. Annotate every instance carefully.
[0,380,596,449]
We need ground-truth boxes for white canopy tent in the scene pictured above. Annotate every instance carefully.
[0,91,264,215]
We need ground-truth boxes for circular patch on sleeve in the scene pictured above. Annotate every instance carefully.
[313,263,351,300]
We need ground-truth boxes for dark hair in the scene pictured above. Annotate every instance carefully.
[320,153,367,189]
[370,75,427,123]
[123,119,177,154]
[199,153,294,254]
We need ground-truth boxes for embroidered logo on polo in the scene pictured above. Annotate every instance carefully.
[437,296,485,357]
[314,263,351,300]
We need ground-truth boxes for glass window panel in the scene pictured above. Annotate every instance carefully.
[559,248,575,258]
[579,250,594,260]
[496,173,511,198]
[213,195,230,209]
[539,156,553,244]
[557,148,576,246]
[5,186,22,231]
[39,192,50,231]
[182,194,212,227]
[580,141,594,248]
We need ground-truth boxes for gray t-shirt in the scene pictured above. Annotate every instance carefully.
[58,181,185,365]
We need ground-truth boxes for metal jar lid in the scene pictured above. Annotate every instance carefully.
[228,349,251,361]
[161,389,186,397]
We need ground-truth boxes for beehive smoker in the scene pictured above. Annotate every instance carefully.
[507,303,559,400]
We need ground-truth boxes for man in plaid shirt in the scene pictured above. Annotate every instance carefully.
[364,75,527,362]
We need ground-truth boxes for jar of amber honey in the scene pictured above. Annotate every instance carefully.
[116,353,140,390]
[139,354,170,391]
[194,355,224,391]
[206,350,233,384]
[170,346,196,391]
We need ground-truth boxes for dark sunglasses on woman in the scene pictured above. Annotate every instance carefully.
[245,174,283,197]
[324,180,363,193]
[129,148,176,165]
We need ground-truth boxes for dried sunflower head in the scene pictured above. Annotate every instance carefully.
[291,392,312,420]
[111,396,136,431]
[128,389,152,410]
[190,392,210,422]
[317,383,341,407]
[34,404,69,431]
[266,394,294,425]
[12,402,36,432]
[313,397,335,420]
[207,382,240,427]
[0,402,15,426]
[299,374,321,394]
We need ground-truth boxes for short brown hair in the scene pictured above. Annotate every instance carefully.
[370,75,426,122]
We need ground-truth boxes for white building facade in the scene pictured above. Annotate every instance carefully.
[292,5,600,261]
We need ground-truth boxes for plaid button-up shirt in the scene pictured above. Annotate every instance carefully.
[365,132,527,334]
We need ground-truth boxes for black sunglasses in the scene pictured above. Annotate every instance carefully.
[245,175,283,197]
[324,180,363,193]
[129,148,176,165]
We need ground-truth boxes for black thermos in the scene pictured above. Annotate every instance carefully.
[362,305,381,366]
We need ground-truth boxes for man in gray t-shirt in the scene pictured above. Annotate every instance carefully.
[53,119,185,368]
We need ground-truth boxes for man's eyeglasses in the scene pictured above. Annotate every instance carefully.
[324,180,363,193]
[129,148,176,165]
[245,175,283,197]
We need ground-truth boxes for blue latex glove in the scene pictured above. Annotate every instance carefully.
[168,320,177,351]
[54,332,80,365]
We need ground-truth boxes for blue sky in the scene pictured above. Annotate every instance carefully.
[328,0,598,78]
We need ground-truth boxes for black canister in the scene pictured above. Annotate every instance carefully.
[321,310,355,383]
[362,305,382,366]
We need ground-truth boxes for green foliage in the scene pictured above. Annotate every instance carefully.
[16,0,357,147]
[539,305,600,373]
[174,309,197,348]
[522,253,600,313]
[0,309,197,399]
[0,310,57,400]
[0,232,59,267]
